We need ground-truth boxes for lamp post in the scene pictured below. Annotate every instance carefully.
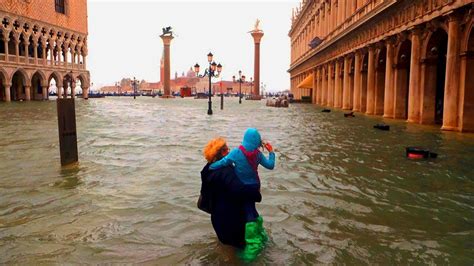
[194,52,222,115]
[131,77,139,100]
[232,70,246,104]
[250,77,253,99]
[115,82,121,96]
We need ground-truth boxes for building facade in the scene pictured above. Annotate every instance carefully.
[289,0,474,132]
[0,0,90,101]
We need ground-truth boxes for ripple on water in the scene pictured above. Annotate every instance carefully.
[0,98,473,264]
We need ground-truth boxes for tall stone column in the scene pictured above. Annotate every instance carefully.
[334,59,341,108]
[25,85,31,101]
[442,13,462,131]
[160,34,174,98]
[251,29,264,99]
[317,67,322,104]
[322,66,327,106]
[312,68,318,104]
[328,63,334,106]
[4,84,11,102]
[353,51,362,111]
[342,56,351,110]
[42,86,48,100]
[57,86,63,99]
[71,80,76,99]
[383,38,395,118]
[407,27,423,123]
[366,45,376,115]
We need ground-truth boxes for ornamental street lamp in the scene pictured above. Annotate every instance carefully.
[115,82,121,96]
[194,52,222,115]
[232,70,246,104]
[131,77,139,100]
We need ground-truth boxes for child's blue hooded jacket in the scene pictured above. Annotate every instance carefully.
[210,128,275,185]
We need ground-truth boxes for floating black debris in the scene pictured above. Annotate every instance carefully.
[322,109,331,113]
[374,123,390,131]
[406,147,438,159]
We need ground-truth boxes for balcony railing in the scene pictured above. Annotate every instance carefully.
[0,53,85,70]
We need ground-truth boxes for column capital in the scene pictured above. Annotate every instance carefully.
[408,24,425,36]
[11,32,20,43]
[445,10,464,22]
[250,30,264,44]
[375,41,385,50]
[1,30,10,40]
[384,36,397,46]
[160,34,174,45]
[31,37,38,45]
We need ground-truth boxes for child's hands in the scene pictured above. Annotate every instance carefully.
[264,142,274,152]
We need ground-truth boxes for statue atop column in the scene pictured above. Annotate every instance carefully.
[160,26,175,98]
[251,19,263,33]
[250,19,264,100]
[161,26,173,37]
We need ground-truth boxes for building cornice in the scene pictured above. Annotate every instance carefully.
[288,0,397,73]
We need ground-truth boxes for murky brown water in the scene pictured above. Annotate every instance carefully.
[0,97,473,264]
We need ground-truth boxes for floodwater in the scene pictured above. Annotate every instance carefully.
[0,97,473,264]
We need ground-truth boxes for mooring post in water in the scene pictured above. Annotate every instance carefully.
[57,92,78,166]
[221,93,224,110]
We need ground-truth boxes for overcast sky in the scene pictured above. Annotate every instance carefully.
[87,0,299,92]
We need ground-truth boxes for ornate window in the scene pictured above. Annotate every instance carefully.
[55,0,66,14]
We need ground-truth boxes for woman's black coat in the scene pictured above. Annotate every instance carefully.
[200,163,261,248]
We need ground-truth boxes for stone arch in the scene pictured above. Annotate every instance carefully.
[11,68,29,101]
[374,46,387,115]
[0,67,9,85]
[421,28,448,125]
[48,71,62,97]
[393,39,412,119]
[0,67,8,101]
[31,70,47,100]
